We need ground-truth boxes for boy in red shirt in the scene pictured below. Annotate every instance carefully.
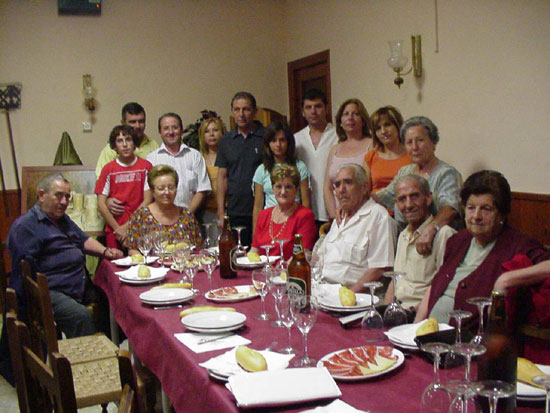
[95,125,152,249]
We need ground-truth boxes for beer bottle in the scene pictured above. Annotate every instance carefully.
[477,290,517,412]
[287,234,311,297]
[218,216,236,279]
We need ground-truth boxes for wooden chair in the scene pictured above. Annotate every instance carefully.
[6,288,28,413]
[6,312,136,412]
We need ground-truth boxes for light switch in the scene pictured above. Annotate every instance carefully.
[82,122,92,132]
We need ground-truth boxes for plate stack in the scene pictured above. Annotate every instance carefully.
[139,288,194,306]
[385,322,453,350]
[319,293,378,313]
[116,266,169,285]
[181,311,247,333]
[516,364,550,401]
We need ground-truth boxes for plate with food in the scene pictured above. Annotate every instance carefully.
[236,253,279,268]
[516,358,550,401]
[112,254,158,266]
[116,265,169,284]
[139,287,194,305]
[385,319,453,349]
[206,285,259,302]
[318,345,404,381]
[181,310,247,333]
[320,286,378,313]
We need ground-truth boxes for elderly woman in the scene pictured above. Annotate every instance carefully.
[250,164,316,260]
[252,122,311,236]
[364,106,411,193]
[374,116,463,256]
[126,165,202,254]
[324,98,372,219]
[415,170,550,331]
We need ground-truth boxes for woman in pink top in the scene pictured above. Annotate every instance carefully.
[364,106,411,193]
[324,98,372,219]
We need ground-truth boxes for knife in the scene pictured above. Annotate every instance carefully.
[153,304,183,310]
[198,333,233,345]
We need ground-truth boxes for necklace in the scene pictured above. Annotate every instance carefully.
[269,204,296,242]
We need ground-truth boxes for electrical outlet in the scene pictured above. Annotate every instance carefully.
[82,122,92,132]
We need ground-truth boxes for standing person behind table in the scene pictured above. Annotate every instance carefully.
[95,125,152,250]
[294,89,338,228]
[383,174,455,312]
[324,98,373,220]
[125,165,202,254]
[365,106,411,194]
[216,91,266,247]
[252,121,311,237]
[250,165,316,260]
[197,116,228,241]
[145,113,211,214]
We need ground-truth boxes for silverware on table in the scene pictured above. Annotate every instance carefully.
[153,304,183,310]
[198,333,233,345]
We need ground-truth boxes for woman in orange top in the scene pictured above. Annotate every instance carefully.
[364,106,411,193]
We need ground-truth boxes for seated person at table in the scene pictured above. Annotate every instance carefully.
[414,170,550,332]
[95,125,152,249]
[250,165,316,260]
[317,163,396,292]
[384,174,455,311]
[125,164,202,254]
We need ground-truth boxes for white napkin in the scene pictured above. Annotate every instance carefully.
[227,367,341,408]
[314,283,341,301]
[300,399,366,413]
[174,332,250,353]
[199,347,294,377]
[112,255,158,266]
[384,321,453,346]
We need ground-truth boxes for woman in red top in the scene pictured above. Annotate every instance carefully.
[251,165,316,260]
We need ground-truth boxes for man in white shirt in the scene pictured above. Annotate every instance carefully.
[384,174,456,310]
[145,113,211,213]
[294,89,338,226]
[317,164,396,291]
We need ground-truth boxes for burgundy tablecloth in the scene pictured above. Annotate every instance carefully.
[94,260,542,413]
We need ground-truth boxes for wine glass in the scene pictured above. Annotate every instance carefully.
[260,243,275,271]
[183,255,200,295]
[290,295,318,367]
[200,250,218,292]
[275,238,289,268]
[172,242,189,277]
[230,226,248,271]
[269,267,287,328]
[138,235,153,263]
[421,342,452,412]
[278,294,295,354]
[444,310,473,379]
[532,375,550,413]
[310,254,325,299]
[465,297,492,345]
[383,271,408,327]
[202,222,214,249]
[251,269,270,321]
[472,380,516,413]
[152,231,170,266]
[361,281,384,342]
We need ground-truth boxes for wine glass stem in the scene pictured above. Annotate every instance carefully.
[303,332,309,359]
[369,287,375,311]
[545,387,550,413]
[433,354,441,386]
[477,304,484,337]
[456,318,462,344]
[208,274,213,291]
[260,296,266,316]
[274,298,281,320]
[464,354,472,382]
[489,396,498,413]
[287,327,292,347]
[392,277,398,303]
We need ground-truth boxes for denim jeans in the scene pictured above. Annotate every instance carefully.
[49,290,95,338]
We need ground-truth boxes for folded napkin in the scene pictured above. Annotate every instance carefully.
[227,367,341,408]
[174,332,250,353]
[300,399,366,413]
[199,347,294,377]
[315,283,342,301]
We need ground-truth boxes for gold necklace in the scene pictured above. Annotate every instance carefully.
[269,205,296,242]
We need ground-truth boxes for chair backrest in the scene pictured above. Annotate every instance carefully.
[6,289,28,413]
[21,260,59,358]
[118,349,138,413]
[0,241,7,315]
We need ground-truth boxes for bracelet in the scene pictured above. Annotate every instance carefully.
[102,247,109,257]
[432,222,441,233]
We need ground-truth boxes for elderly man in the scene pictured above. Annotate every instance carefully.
[7,173,123,337]
[383,175,456,311]
[145,112,211,213]
[317,163,396,292]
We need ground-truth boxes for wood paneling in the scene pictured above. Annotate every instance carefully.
[508,192,550,248]
[0,189,21,272]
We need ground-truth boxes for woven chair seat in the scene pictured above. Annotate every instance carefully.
[58,333,118,364]
[72,356,122,408]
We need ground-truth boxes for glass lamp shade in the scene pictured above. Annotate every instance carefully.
[387,40,408,71]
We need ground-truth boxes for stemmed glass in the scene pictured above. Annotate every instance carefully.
[275,238,289,267]
[383,271,408,327]
[472,380,516,413]
[260,244,275,271]
[361,281,384,342]
[278,294,296,354]
[251,269,270,320]
[421,342,452,412]
[200,250,218,292]
[183,255,200,295]
[269,267,287,328]
[202,222,215,249]
[230,226,248,271]
[310,254,325,299]
[173,242,190,280]
[138,235,153,263]
[444,310,473,379]
[532,375,550,413]
[152,231,169,266]
[290,295,318,367]
[465,297,492,345]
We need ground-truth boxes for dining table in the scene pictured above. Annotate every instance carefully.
[93,258,543,413]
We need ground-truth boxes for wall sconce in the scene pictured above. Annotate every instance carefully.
[82,74,96,112]
[387,35,422,88]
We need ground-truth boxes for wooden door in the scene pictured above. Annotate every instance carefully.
[287,50,332,133]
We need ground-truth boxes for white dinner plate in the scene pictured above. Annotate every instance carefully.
[182,322,246,334]
[112,255,158,266]
[116,266,168,284]
[320,293,378,312]
[181,311,247,330]
[318,345,404,381]
[235,255,279,268]
[207,368,230,382]
[517,364,550,401]
[139,288,194,305]
[385,321,453,348]
[206,285,259,303]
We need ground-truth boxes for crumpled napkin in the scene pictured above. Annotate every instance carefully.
[199,346,294,377]
[300,399,367,413]
[174,333,250,353]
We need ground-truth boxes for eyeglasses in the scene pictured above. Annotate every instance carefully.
[154,185,177,193]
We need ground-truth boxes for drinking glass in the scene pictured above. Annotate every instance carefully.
[444,310,473,378]
[251,269,270,320]
[310,254,325,300]
[472,380,515,413]
[290,295,318,367]
[383,271,408,327]
[183,255,200,295]
[152,231,170,266]
[230,226,248,271]
[465,297,492,345]
[269,267,287,328]
[200,250,218,292]
[421,342,452,412]
[202,222,214,249]
[532,375,550,413]
[275,238,289,268]
[138,235,153,263]
[260,243,275,271]
[361,281,385,342]
[173,241,190,278]
[278,294,296,354]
